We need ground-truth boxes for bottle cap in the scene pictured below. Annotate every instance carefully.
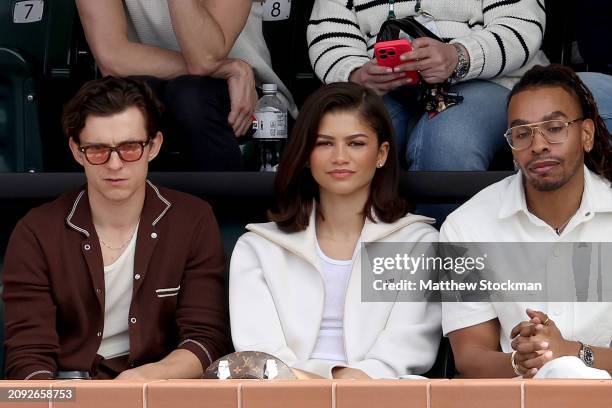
[262,83,278,93]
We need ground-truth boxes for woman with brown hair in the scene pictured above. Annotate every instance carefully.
[229,82,441,379]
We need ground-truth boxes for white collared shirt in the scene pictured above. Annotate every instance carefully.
[440,166,612,352]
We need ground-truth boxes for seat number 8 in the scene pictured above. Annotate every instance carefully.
[263,0,290,21]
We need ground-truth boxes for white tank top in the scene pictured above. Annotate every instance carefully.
[96,228,137,359]
[310,238,351,363]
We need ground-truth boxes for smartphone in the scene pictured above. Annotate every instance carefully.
[374,39,419,84]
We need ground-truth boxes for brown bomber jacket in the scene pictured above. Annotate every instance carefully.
[2,181,228,379]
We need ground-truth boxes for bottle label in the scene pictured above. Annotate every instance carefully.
[253,111,287,139]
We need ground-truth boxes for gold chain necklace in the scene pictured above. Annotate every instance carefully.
[99,237,132,251]
[99,226,138,251]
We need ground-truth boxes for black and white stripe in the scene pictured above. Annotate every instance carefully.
[354,0,413,13]
[324,54,369,82]
[308,17,360,30]
[503,16,544,36]
[483,0,522,14]
[308,32,367,49]
[499,23,530,67]
[475,38,487,77]
[314,44,350,71]
[491,31,507,77]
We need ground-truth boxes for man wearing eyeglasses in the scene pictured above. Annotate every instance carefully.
[440,64,612,379]
[2,77,228,380]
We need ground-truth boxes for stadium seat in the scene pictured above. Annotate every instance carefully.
[0,291,4,378]
[542,0,573,65]
[0,47,42,172]
[262,0,321,108]
[0,0,90,172]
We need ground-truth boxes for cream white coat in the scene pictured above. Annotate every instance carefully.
[230,210,441,378]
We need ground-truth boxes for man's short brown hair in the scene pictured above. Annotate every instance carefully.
[62,76,163,143]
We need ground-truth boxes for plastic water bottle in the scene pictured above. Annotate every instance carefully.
[253,84,287,171]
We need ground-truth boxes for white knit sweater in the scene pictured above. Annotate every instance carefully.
[307,0,549,89]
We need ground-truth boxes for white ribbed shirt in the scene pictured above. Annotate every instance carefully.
[310,239,351,363]
[97,229,138,359]
[307,0,549,88]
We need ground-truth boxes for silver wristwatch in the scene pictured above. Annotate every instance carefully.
[578,342,594,367]
[452,43,469,80]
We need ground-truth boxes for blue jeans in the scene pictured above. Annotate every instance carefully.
[579,72,612,130]
[384,74,612,171]
[384,80,510,171]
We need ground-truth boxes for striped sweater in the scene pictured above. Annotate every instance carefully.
[307,0,550,89]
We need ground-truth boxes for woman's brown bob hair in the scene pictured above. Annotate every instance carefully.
[269,82,407,232]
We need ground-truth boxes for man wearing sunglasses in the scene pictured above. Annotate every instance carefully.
[2,77,228,380]
[440,64,612,379]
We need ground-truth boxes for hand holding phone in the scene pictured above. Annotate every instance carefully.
[374,39,420,85]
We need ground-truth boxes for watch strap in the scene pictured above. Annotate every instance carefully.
[452,43,469,80]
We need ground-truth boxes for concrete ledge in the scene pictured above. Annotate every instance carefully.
[0,379,609,408]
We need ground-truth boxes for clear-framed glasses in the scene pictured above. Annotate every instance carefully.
[503,118,584,151]
[79,139,150,165]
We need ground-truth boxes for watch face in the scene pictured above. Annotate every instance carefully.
[584,347,594,367]
[452,44,469,79]
[456,57,468,78]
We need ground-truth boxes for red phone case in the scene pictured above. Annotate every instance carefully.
[374,39,420,84]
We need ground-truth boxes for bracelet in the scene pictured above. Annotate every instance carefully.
[511,351,523,377]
